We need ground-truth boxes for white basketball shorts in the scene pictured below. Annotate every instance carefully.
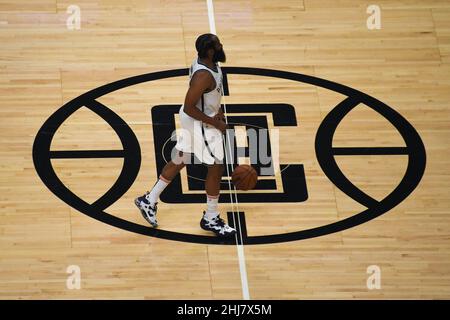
[174,107,224,165]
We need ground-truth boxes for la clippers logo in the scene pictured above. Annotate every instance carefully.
[33,67,426,245]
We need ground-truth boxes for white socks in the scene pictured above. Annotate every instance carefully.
[205,194,219,220]
[146,175,170,205]
[147,179,219,220]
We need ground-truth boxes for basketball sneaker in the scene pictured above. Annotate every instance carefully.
[134,192,158,227]
[200,212,237,237]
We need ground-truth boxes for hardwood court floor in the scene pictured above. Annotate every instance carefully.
[1,0,450,299]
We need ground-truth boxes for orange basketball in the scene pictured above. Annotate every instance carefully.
[231,165,258,191]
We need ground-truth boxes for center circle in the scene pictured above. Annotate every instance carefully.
[32,67,426,245]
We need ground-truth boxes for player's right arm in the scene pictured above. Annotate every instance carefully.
[183,71,227,132]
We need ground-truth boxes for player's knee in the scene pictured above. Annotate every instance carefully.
[172,150,188,166]
[176,161,186,169]
[172,157,184,166]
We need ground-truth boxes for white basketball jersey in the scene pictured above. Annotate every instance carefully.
[188,58,223,117]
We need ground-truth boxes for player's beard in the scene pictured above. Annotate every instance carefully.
[213,48,226,63]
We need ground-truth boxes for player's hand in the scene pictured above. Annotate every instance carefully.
[212,118,227,133]
[213,109,225,122]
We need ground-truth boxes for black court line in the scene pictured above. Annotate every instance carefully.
[222,70,230,96]
[84,99,141,211]
[316,96,380,209]
[332,147,409,156]
[227,211,248,244]
[49,150,125,159]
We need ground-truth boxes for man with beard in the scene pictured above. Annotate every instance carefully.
[135,34,236,237]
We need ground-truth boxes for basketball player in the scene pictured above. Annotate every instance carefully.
[135,34,237,237]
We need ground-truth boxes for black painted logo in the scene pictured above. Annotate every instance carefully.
[32,67,426,245]
[153,103,307,204]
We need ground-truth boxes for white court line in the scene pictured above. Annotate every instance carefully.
[206,0,250,300]
[206,0,217,35]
